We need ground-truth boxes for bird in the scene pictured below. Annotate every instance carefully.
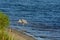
[18,19,28,25]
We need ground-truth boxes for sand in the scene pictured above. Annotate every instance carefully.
[7,28,36,40]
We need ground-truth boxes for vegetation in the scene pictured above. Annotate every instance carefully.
[0,12,14,40]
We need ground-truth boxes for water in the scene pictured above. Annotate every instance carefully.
[0,0,60,40]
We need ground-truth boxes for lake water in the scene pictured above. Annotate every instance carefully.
[0,0,60,40]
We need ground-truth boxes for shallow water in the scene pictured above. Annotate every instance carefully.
[0,0,60,40]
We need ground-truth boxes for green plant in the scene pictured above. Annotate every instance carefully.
[0,12,9,29]
[0,12,10,40]
[0,31,14,40]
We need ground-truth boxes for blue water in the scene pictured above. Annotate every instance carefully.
[0,0,60,40]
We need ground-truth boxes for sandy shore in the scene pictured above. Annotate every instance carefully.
[7,28,36,40]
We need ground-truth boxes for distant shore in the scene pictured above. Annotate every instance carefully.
[7,27,36,40]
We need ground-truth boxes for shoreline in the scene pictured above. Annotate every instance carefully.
[8,28,36,40]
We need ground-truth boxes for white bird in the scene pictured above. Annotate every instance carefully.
[18,19,28,25]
